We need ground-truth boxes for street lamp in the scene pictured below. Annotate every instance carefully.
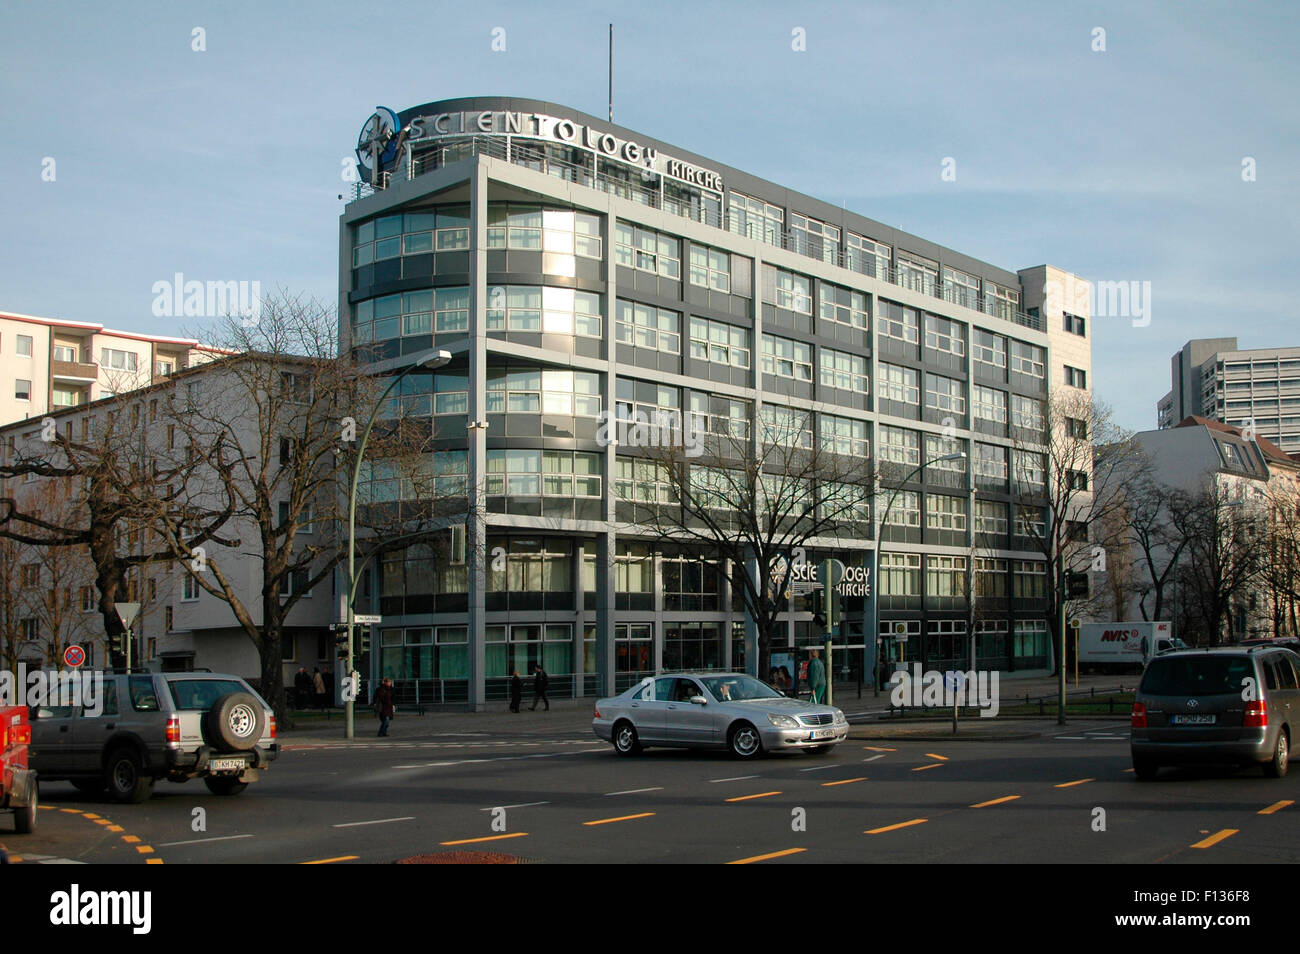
[344,349,451,739]
[870,451,966,696]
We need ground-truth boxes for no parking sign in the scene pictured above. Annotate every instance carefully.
[63,645,85,668]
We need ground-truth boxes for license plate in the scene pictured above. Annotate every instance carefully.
[210,758,245,771]
[808,729,834,740]
[1170,714,1216,725]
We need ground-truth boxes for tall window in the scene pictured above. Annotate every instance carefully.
[615,223,681,278]
[689,317,750,368]
[761,334,813,382]
[819,282,869,329]
[688,245,731,292]
[879,553,921,595]
[974,557,1008,597]
[1013,561,1047,598]
[819,347,869,395]
[790,212,840,264]
[927,555,968,597]
[616,300,681,353]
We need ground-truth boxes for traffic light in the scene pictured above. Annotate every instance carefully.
[109,631,127,656]
[334,631,349,660]
[358,630,371,654]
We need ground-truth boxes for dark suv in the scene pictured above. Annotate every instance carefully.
[1130,647,1299,779]
[31,672,278,802]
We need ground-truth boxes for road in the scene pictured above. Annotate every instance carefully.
[4,718,1297,865]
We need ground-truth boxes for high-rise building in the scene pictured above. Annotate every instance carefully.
[1157,338,1300,454]
[340,96,1095,707]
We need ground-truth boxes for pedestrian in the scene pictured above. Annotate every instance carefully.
[313,667,325,710]
[323,667,334,708]
[294,667,310,709]
[509,668,522,713]
[375,676,395,736]
[807,648,826,704]
[530,662,549,711]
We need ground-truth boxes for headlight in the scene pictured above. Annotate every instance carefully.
[833,709,847,724]
[767,713,800,728]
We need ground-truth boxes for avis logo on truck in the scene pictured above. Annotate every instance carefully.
[1079,621,1181,673]
[1099,629,1141,642]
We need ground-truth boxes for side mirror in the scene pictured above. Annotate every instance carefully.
[689,695,708,706]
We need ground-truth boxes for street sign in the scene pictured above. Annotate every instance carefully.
[63,645,85,668]
[816,559,846,587]
[353,614,382,625]
[114,602,141,629]
[1069,618,1081,630]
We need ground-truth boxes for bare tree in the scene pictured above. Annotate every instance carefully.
[1118,470,1194,624]
[1177,478,1264,645]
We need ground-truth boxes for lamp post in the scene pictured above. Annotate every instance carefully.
[871,451,966,696]
[344,349,451,739]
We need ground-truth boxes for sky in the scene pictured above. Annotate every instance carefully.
[2,0,1297,434]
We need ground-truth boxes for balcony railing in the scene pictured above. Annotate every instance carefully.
[364,135,1043,333]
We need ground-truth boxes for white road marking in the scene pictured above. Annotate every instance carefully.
[158,833,255,847]
[478,801,550,811]
[605,787,664,796]
[709,775,760,783]
[392,750,601,770]
[332,816,416,828]
[862,754,885,763]
[798,764,841,772]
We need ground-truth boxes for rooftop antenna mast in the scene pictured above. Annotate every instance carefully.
[608,24,613,123]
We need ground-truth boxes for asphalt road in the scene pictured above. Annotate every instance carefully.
[4,719,1298,865]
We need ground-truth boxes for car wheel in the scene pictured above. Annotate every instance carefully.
[204,776,249,796]
[13,783,36,834]
[104,748,154,804]
[728,722,763,760]
[71,779,104,796]
[1263,731,1289,778]
[612,720,641,756]
[203,692,265,753]
[1132,756,1159,781]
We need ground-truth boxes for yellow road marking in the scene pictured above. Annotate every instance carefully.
[136,845,154,854]
[94,819,111,826]
[59,808,83,814]
[924,753,948,761]
[439,832,529,846]
[1191,829,1238,849]
[862,746,896,752]
[300,855,360,864]
[1259,800,1293,815]
[866,818,928,834]
[725,791,782,802]
[821,777,867,787]
[727,847,806,865]
[583,813,655,826]
[9,856,22,863]
[145,858,164,865]
[121,835,141,844]
[912,763,942,772]
[81,813,99,819]
[1123,768,1135,773]
[1055,778,1094,788]
[971,795,1021,808]
[38,805,55,811]
[106,825,124,832]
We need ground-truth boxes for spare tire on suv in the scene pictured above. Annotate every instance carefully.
[203,692,265,753]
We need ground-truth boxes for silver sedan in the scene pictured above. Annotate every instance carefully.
[593,673,849,759]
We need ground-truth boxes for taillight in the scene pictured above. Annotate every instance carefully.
[593,707,601,719]
[268,716,277,740]
[1244,700,1268,728]
[1131,702,1147,728]
[166,716,181,742]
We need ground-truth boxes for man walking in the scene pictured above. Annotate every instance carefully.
[807,648,826,704]
[375,677,395,737]
[509,668,522,713]
[530,662,549,711]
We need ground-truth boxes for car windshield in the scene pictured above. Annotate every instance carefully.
[167,679,252,711]
[700,675,782,702]
[1141,656,1253,696]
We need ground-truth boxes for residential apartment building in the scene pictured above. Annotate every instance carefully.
[0,310,221,427]
[1157,338,1300,454]
[339,96,1096,707]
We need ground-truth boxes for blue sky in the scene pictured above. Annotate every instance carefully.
[2,0,1296,433]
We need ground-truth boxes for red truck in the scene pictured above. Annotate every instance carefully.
[0,706,37,834]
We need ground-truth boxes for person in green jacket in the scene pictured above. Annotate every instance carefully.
[807,649,826,704]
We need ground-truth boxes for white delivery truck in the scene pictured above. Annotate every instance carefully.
[1077,621,1184,673]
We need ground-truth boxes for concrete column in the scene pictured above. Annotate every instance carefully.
[466,161,490,710]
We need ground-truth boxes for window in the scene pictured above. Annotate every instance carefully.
[1066,417,1088,440]
[820,481,871,521]
[1068,469,1090,491]
[925,374,966,415]
[972,329,1007,368]
[20,563,40,587]
[20,618,38,642]
[1064,365,1088,389]
[879,553,921,595]
[896,251,939,296]
[846,231,891,277]
[819,282,869,329]
[487,450,601,497]
[15,379,31,401]
[79,586,96,612]
[790,213,840,264]
[760,405,813,448]
[972,385,1007,424]
[1066,520,1089,543]
[353,286,472,342]
[761,334,813,382]
[878,300,919,344]
[616,378,681,431]
[282,567,312,598]
[974,558,1008,597]
[927,555,968,597]
[182,573,199,600]
[820,413,870,457]
[278,501,314,534]
[689,466,740,510]
[165,606,174,632]
[972,443,1008,484]
[942,267,981,309]
[924,434,966,473]
[689,245,731,292]
[614,457,676,503]
[689,394,751,439]
[879,363,919,405]
[155,359,175,376]
[1013,561,1047,598]
[1010,341,1045,379]
[1064,313,1086,336]
[1014,450,1046,491]
[975,499,1008,534]
[100,348,138,371]
[924,314,966,356]
[883,490,920,527]
[879,425,920,466]
[689,317,750,368]
[926,494,967,531]
[616,300,680,353]
[1011,395,1045,432]
[52,345,77,362]
[615,222,680,278]
[820,348,869,394]
[1015,505,1047,538]
[279,371,312,405]
[762,265,813,314]
[17,335,33,357]
[727,191,783,246]
[984,281,1021,320]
